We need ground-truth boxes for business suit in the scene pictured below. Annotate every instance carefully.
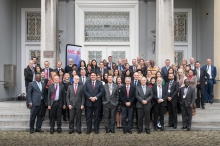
[120,85,136,132]
[166,80,179,127]
[96,67,108,77]
[102,83,119,131]
[84,80,104,132]
[24,66,34,107]
[195,68,210,107]
[152,85,168,129]
[106,62,115,70]
[28,81,46,132]
[161,66,170,80]
[179,86,195,129]
[79,76,90,86]
[48,83,66,131]
[43,68,54,80]
[117,65,125,73]
[188,64,196,70]
[202,65,217,102]
[136,85,153,131]
[129,65,137,73]
[66,84,85,132]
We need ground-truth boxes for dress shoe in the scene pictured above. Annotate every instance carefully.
[146,130,150,134]
[128,130,132,134]
[138,130,142,134]
[110,129,115,133]
[57,128,62,133]
[173,126,177,129]
[76,130,82,134]
[166,124,174,127]
[210,101,213,104]
[95,130,99,134]
[106,129,110,133]
[50,129,54,134]
[187,128,191,131]
[202,106,205,109]
[154,127,158,130]
[161,126,164,131]
[35,129,43,133]
[30,130,34,134]
[123,130,127,134]
[181,126,187,130]
[63,119,67,121]
[86,130,91,134]
[69,130,74,134]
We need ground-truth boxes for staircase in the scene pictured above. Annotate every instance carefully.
[0,101,220,131]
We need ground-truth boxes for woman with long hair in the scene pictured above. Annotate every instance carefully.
[78,60,87,72]
[103,73,108,84]
[62,73,71,121]
[86,64,92,77]
[116,77,123,128]
[155,71,165,85]
[70,70,77,83]
[91,59,98,73]
[188,69,197,115]
[113,69,121,83]
[58,69,65,84]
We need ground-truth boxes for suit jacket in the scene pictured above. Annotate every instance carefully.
[66,84,85,109]
[130,80,141,87]
[79,76,90,86]
[102,83,119,106]
[188,64,196,70]
[43,68,54,79]
[24,66,34,87]
[179,86,195,107]
[194,68,210,85]
[28,81,46,106]
[129,65,136,73]
[202,65,217,84]
[120,85,136,107]
[161,66,170,79]
[106,62,115,70]
[152,85,168,106]
[48,83,66,108]
[136,85,153,108]
[83,80,104,107]
[165,80,179,103]
[96,67,108,76]
[117,65,125,73]
[54,68,64,73]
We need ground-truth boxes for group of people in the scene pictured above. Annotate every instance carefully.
[24,56,217,134]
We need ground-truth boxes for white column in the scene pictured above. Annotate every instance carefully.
[214,0,220,102]
[156,0,174,68]
[41,0,59,68]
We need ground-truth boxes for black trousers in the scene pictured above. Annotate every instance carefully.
[103,104,117,130]
[30,100,45,131]
[181,105,192,128]
[154,103,165,127]
[121,106,134,131]
[137,107,151,130]
[196,84,205,107]
[86,106,101,131]
[50,101,62,129]
[167,101,177,126]
[69,107,82,131]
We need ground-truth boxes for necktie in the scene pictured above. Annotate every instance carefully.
[82,77,85,85]
[92,81,95,90]
[158,85,162,98]
[135,81,137,87]
[142,86,146,95]
[31,68,35,74]
[119,66,121,71]
[109,84,112,95]
[133,66,136,72]
[52,85,58,100]
[169,81,172,89]
[197,69,200,81]
[74,85,77,94]
[37,82,42,92]
[46,68,49,79]
[126,86,129,98]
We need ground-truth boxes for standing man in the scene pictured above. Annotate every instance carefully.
[79,69,90,86]
[32,57,40,67]
[120,77,136,134]
[28,73,46,134]
[97,62,108,79]
[102,75,119,133]
[54,61,63,73]
[195,61,210,109]
[147,60,160,78]
[66,75,85,134]
[152,77,168,131]
[179,79,195,131]
[84,71,104,134]
[161,59,171,80]
[24,60,35,108]
[130,59,137,73]
[202,59,217,104]
[48,75,66,134]
[117,59,125,73]
[43,61,54,80]
[166,73,179,129]
[106,56,115,70]
[136,77,153,134]
[188,58,195,70]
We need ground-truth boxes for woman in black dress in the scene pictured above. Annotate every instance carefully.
[116,76,123,128]
[62,73,71,121]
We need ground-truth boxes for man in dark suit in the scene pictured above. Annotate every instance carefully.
[117,59,125,73]
[43,61,54,80]
[161,59,171,80]
[202,59,217,104]
[120,77,136,134]
[152,77,168,131]
[84,71,104,134]
[24,60,34,108]
[32,57,40,67]
[66,75,85,134]
[106,56,115,70]
[96,62,108,79]
[129,59,137,73]
[54,61,64,73]
[28,73,46,134]
[188,58,196,70]
[195,61,210,109]
[136,77,153,134]
[102,75,118,133]
[166,73,179,129]
[48,75,66,134]
[179,79,195,131]
[79,69,90,86]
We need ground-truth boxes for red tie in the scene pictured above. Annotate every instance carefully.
[74,85,77,94]
[46,68,49,79]
[126,86,129,98]
[92,81,95,90]
[52,84,58,100]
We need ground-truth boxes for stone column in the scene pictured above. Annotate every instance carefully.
[41,0,59,68]
[156,0,174,68]
[214,0,220,102]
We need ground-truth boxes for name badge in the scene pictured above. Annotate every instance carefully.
[183,95,186,99]
[168,89,171,93]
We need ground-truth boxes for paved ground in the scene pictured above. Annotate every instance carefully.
[0,130,220,146]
